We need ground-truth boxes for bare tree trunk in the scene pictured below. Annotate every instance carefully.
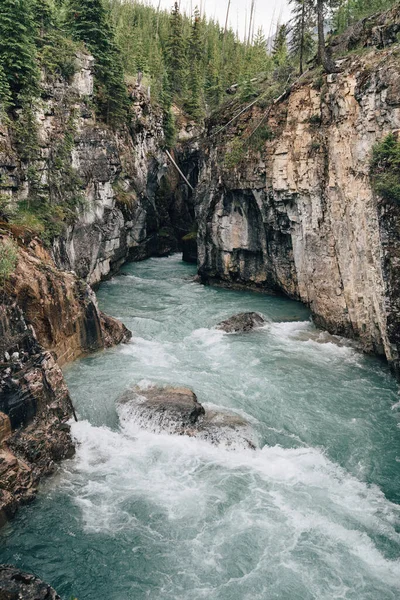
[222,0,231,61]
[317,0,337,73]
[156,0,162,36]
[247,0,255,46]
[299,0,306,75]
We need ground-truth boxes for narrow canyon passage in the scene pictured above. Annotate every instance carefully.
[1,255,400,600]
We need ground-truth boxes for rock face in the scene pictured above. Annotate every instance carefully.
[0,565,60,599]
[182,232,198,264]
[6,237,131,365]
[0,53,195,286]
[217,312,266,333]
[195,43,400,375]
[118,385,256,448]
[0,304,75,525]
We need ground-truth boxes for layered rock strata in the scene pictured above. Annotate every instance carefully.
[8,238,131,365]
[0,304,75,525]
[195,44,400,373]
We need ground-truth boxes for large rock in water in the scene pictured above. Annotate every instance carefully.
[119,386,205,430]
[118,385,256,449]
[0,565,60,599]
[216,312,266,333]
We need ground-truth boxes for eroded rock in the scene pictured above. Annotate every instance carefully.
[0,565,60,599]
[118,385,256,449]
[216,312,266,333]
[0,304,75,526]
[119,385,205,430]
[195,46,400,376]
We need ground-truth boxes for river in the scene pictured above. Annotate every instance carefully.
[1,255,400,599]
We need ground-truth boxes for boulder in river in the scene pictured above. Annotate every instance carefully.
[117,385,256,449]
[118,385,205,430]
[0,565,61,599]
[216,312,266,333]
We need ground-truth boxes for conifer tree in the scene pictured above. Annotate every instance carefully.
[0,0,39,101]
[166,2,187,99]
[32,0,55,41]
[0,64,11,116]
[272,24,288,65]
[316,0,337,73]
[289,0,315,74]
[185,8,205,119]
[248,28,271,76]
[65,0,128,124]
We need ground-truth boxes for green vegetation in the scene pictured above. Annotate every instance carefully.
[0,0,39,102]
[109,0,274,117]
[370,133,400,203]
[66,0,128,125]
[0,237,18,287]
[0,0,399,246]
[333,0,398,33]
[182,231,197,242]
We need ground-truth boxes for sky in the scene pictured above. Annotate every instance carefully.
[146,0,292,41]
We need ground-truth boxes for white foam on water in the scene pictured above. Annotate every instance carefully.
[266,321,360,363]
[67,419,400,597]
[119,336,179,368]
[190,327,227,346]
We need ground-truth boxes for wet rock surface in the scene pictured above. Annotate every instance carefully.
[118,385,256,449]
[119,386,205,429]
[0,304,75,526]
[0,565,60,599]
[216,312,266,333]
[7,240,131,366]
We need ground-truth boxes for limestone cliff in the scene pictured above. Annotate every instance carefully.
[0,52,194,286]
[195,39,400,374]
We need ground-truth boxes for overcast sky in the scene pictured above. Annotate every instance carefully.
[146,0,291,41]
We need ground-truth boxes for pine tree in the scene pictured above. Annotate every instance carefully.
[166,2,187,99]
[0,64,11,116]
[32,0,55,41]
[248,28,271,76]
[289,0,315,74]
[316,0,337,73]
[0,0,39,101]
[185,8,205,119]
[65,0,128,124]
[272,24,288,65]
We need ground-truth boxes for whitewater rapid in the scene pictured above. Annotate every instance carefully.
[1,255,400,600]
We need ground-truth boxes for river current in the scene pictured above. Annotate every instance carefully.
[1,255,400,599]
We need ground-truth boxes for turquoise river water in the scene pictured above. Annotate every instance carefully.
[1,255,400,599]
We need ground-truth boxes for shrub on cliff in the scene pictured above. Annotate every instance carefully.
[370,133,400,204]
[0,237,18,288]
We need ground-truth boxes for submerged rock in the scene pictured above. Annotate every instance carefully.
[216,312,266,333]
[0,565,61,599]
[118,385,256,449]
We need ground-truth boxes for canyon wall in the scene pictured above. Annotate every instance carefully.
[0,53,194,286]
[0,302,75,525]
[195,43,400,374]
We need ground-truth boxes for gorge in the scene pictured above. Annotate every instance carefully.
[1,2,400,598]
